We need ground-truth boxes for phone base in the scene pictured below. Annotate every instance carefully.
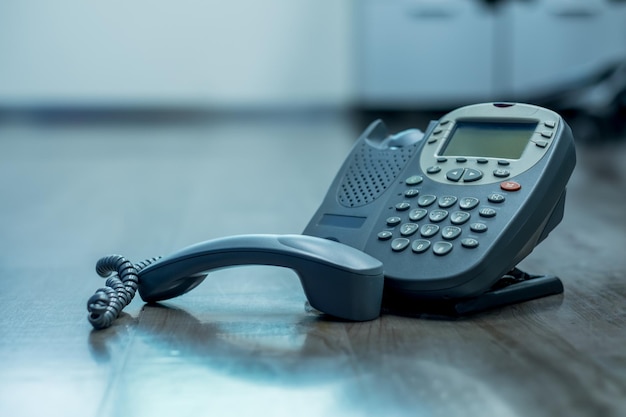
[383,268,564,317]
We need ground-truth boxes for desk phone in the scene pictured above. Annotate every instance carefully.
[86,102,576,329]
[303,102,576,310]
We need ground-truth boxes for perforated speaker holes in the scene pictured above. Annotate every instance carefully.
[338,143,417,207]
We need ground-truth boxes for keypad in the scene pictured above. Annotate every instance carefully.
[376,176,505,256]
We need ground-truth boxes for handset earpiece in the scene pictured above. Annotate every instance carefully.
[87,234,384,330]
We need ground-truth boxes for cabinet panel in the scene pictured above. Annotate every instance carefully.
[506,0,626,96]
[356,0,495,108]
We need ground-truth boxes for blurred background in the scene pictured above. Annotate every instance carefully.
[0,0,625,142]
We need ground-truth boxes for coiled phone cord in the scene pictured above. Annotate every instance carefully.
[86,255,161,330]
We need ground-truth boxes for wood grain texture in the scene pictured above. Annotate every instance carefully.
[0,115,625,417]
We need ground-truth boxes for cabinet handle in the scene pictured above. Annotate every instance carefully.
[406,6,457,19]
[550,5,600,18]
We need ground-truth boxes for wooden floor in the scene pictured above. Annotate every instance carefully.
[1,112,625,417]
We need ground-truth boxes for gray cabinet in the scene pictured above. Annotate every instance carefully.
[355,0,626,109]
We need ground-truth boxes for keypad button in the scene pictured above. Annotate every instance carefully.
[463,168,483,182]
[411,239,431,253]
[386,216,402,226]
[437,157,448,163]
[456,157,467,163]
[395,202,411,211]
[404,189,419,198]
[477,158,489,164]
[432,241,453,256]
[441,226,462,240]
[479,208,497,218]
[497,160,510,166]
[391,238,410,252]
[470,222,488,233]
[461,238,479,248]
[438,196,458,208]
[446,168,465,182]
[493,168,510,178]
[418,195,437,207]
[427,165,442,174]
[459,197,480,210]
[429,209,449,223]
[450,211,471,225]
[405,175,423,186]
[400,223,419,237]
[409,208,428,221]
[420,224,440,238]
[378,231,393,240]
[488,193,505,203]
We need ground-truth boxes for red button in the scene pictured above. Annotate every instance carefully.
[500,181,521,191]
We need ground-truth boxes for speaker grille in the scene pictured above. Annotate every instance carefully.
[338,143,417,207]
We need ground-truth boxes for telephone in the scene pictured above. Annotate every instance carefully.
[86,102,576,330]
[303,102,576,311]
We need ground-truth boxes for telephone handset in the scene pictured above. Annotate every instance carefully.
[86,102,576,330]
[303,102,576,306]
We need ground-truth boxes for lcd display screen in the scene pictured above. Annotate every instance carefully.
[440,121,537,159]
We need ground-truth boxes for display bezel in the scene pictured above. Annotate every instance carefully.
[439,120,538,160]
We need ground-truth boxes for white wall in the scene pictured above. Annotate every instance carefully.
[0,0,353,108]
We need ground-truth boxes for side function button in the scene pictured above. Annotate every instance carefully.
[459,197,479,210]
[461,238,479,248]
[409,208,428,221]
[395,202,411,211]
[470,222,488,233]
[378,231,393,240]
[476,158,489,164]
[450,211,471,225]
[441,226,462,240]
[420,224,440,238]
[433,241,453,256]
[544,120,556,128]
[418,195,437,207]
[487,193,505,203]
[438,196,457,208]
[391,238,410,252]
[500,181,521,192]
[387,216,402,226]
[446,168,465,182]
[463,168,483,182]
[535,140,548,148]
[497,160,510,166]
[540,131,553,138]
[429,209,449,223]
[456,157,467,163]
[400,223,419,237]
[405,175,423,186]
[411,239,431,253]
[479,208,497,218]
[436,157,448,163]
